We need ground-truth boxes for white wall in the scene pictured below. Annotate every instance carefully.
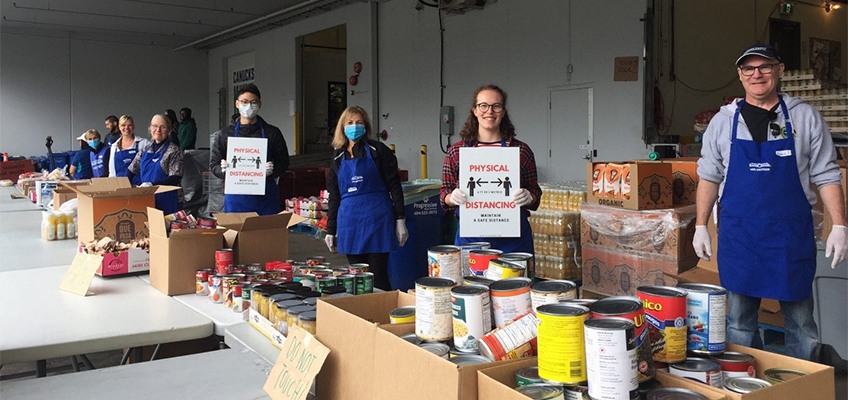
[0,33,209,157]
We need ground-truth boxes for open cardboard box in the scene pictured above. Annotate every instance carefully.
[586,161,673,210]
[662,157,700,206]
[147,207,226,295]
[213,211,306,265]
[78,246,150,277]
[62,177,179,244]
[476,358,728,400]
[316,291,525,400]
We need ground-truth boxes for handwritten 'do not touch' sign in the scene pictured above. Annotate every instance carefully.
[263,325,330,400]
[60,253,104,296]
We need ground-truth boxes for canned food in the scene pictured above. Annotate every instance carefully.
[763,368,806,384]
[490,277,532,327]
[350,263,369,273]
[515,366,542,386]
[530,280,577,312]
[463,276,495,287]
[419,342,450,359]
[677,283,726,355]
[247,262,263,272]
[428,245,462,284]
[563,383,589,400]
[221,275,243,308]
[306,256,326,266]
[584,318,639,400]
[232,264,247,274]
[450,285,492,352]
[637,286,688,363]
[332,268,349,277]
[415,277,457,342]
[500,252,535,280]
[724,377,772,393]
[197,217,216,229]
[400,333,422,346]
[669,358,723,388]
[231,284,244,312]
[485,259,526,280]
[448,354,491,366]
[459,242,491,276]
[646,388,709,400]
[170,220,188,230]
[478,312,539,361]
[389,306,416,324]
[209,275,223,304]
[468,249,502,276]
[354,272,374,295]
[590,296,655,382]
[559,299,597,307]
[215,249,233,275]
[317,277,338,293]
[711,351,755,380]
[196,270,210,295]
[313,269,333,279]
[449,347,478,358]
[338,274,355,294]
[321,285,347,298]
[515,384,565,400]
[536,303,590,385]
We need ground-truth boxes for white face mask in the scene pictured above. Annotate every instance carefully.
[238,102,259,119]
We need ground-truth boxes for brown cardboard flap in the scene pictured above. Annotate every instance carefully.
[213,212,257,230]
[63,177,160,197]
[147,207,167,237]
[287,212,308,227]
[476,358,539,400]
[241,212,292,232]
[84,177,132,192]
[154,185,181,194]
[760,298,781,313]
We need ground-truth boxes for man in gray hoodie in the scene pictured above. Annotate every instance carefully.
[693,44,847,361]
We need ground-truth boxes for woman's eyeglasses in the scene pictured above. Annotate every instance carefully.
[475,103,504,113]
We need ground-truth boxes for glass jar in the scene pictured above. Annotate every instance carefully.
[298,310,317,335]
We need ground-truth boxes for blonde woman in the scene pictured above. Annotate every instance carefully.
[108,115,150,185]
[325,106,407,290]
[69,129,110,179]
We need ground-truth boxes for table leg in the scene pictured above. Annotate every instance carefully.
[79,354,96,370]
[150,344,161,361]
[70,356,80,372]
[36,360,46,377]
[132,347,143,363]
[120,348,132,365]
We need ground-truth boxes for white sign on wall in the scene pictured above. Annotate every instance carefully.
[225,137,268,195]
[458,147,520,237]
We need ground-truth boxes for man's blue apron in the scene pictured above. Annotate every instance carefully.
[336,143,398,254]
[114,141,141,186]
[454,140,534,254]
[223,121,282,216]
[89,145,109,178]
[140,141,179,215]
[718,97,815,302]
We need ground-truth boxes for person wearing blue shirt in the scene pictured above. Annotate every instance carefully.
[69,132,93,180]
[69,129,110,179]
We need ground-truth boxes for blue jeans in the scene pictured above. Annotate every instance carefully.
[726,291,819,360]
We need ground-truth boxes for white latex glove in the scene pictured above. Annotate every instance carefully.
[396,219,409,247]
[325,234,336,253]
[139,182,153,188]
[825,225,848,268]
[448,188,467,206]
[512,188,533,207]
[692,225,712,261]
[265,161,274,177]
[220,160,228,172]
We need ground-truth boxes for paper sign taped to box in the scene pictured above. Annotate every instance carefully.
[458,147,520,237]
[225,137,268,195]
[264,324,330,400]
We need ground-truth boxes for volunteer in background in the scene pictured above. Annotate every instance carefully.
[108,115,150,185]
[178,107,197,150]
[694,44,848,361]
[68,131,95,179]
[164,109,181,147]
[104,115,121,146]
[440,84,542,253]
[126,114,182,214]
[84,129,110,178]
[324,106,407,290]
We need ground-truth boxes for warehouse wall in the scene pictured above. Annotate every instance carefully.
[0,34,209,157]
[653,0,848,138]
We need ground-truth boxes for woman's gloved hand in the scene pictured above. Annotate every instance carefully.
[512,188,533,207]
[448,188,467,206]
[396,219,409,247]
[324,234,336,253]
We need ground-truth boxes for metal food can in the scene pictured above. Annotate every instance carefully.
[450,285,492,352]
[478,311,539,361]
[500,252,535,280]
[449,347,478,358]
[463,276,495,287]
[306,256,326,266]
[415,277,457,342]
[530,280,577,312]
[448,354,491,366]
[677,283,727,355]
[763,368,807,384]
[317,277,338,293]
[637,378,662,400]
[428,245,462,284]
[321,285,347,298]
[563,383,589,400]
[515,384,565,400]
[232,264,247,274]
[724,377,772,394]
[590,296,656,382]
[711,351,756,380]
[400,333,422,346]
[468,249,502,277]
[170,220,187,230]
[646,388,709,400]
[389,306,416,324]
[584,317,639,400]
[536,303,590,385]
[209,275,223,304]
[485,259,526,281]
[350,263,370,273]
[221,275,242,308]
[459,242,490,276]
[338,274,355,294]
[515,366,542,386]
[247,263,263,272]
[294,273,316,290]
[490,277,533,327]
[669,358,723,388]
[559,299,597,307]
[313,269,333,279]
[654,361,669,372]
[196,270,210,295]
[332,268,349,277]
[419,342,450,359]
[637,286,688,363]
[354,272,374,295]
[197,217,216,229]
[232,284,244,312]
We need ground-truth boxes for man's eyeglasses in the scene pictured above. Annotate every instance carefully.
[739,63,779,76]
[475,103,504,113]
[237,99,260,106]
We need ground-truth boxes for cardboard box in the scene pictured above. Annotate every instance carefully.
[52,180,89,210]
[213,211,305,265]
[676,343,834,400]
[316,291,524,400]
[581,244,680,297]
[0,159,34,183]
[663,157,700,206]
[586,161,673,210]
[78,247,150,277]
[147,207,226,296]
[476,358,728,400]
[62,178,180,244]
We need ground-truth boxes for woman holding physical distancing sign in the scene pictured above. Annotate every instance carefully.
[440,84,542,253]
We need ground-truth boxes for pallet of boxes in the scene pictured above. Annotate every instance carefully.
[529,181,586,281]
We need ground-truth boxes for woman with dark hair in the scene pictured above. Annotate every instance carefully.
[324,106,407,290]
[164,109,181,147]
[440,84,542,253]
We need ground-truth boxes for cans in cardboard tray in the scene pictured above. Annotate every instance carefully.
[669,357,723,388]
[490,277,532,327]
[536,303,590,385]
[646,388,709,400]
[419,342,450,359]
[763,368,807,384]
[723,377,772,394]
[459,242,490,275]
[468,248,501,276]
[516,366,542,386]
[450,284,492,352]
[590,296,655,382]
[711,351,755,381]
[477,311,539,361]
[637,285,688,363]
[677,283,726,355]
[415,277,456,342]
[389,306,416,324]
[584,317,639,400]
[515,384,565,400]
[428,245,462,284]
[530,279,577,312]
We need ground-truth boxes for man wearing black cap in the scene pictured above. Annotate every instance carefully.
[693,43,847,361]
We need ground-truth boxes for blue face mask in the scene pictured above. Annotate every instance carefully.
[344,124,366,141]
[87,140,100,149]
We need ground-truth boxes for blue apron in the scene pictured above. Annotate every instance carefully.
[223,121,282,216]
[337,143,398,254]
[454,140,535,254]
[717,97,815,302]
[140,141,179,215]
[89,145,108,178]
[114,141,141,186]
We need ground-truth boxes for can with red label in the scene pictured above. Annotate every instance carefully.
[306,256,326,266]
[195,270,210,295]
[467,249,501,276]
[459,242,490,276]
[232,264,247,274]
[477,311,539,362]
[232,284,244,312]
[711,351,756,381]
[637,286,688,363]
[669,358,723,388]
[221,275,242,308]
[590,296,655,382]
[215,249,233,275]
[170,220,188,230]
[197,217,217,229]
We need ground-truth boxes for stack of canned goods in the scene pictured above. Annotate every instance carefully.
[428,242,538,283]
